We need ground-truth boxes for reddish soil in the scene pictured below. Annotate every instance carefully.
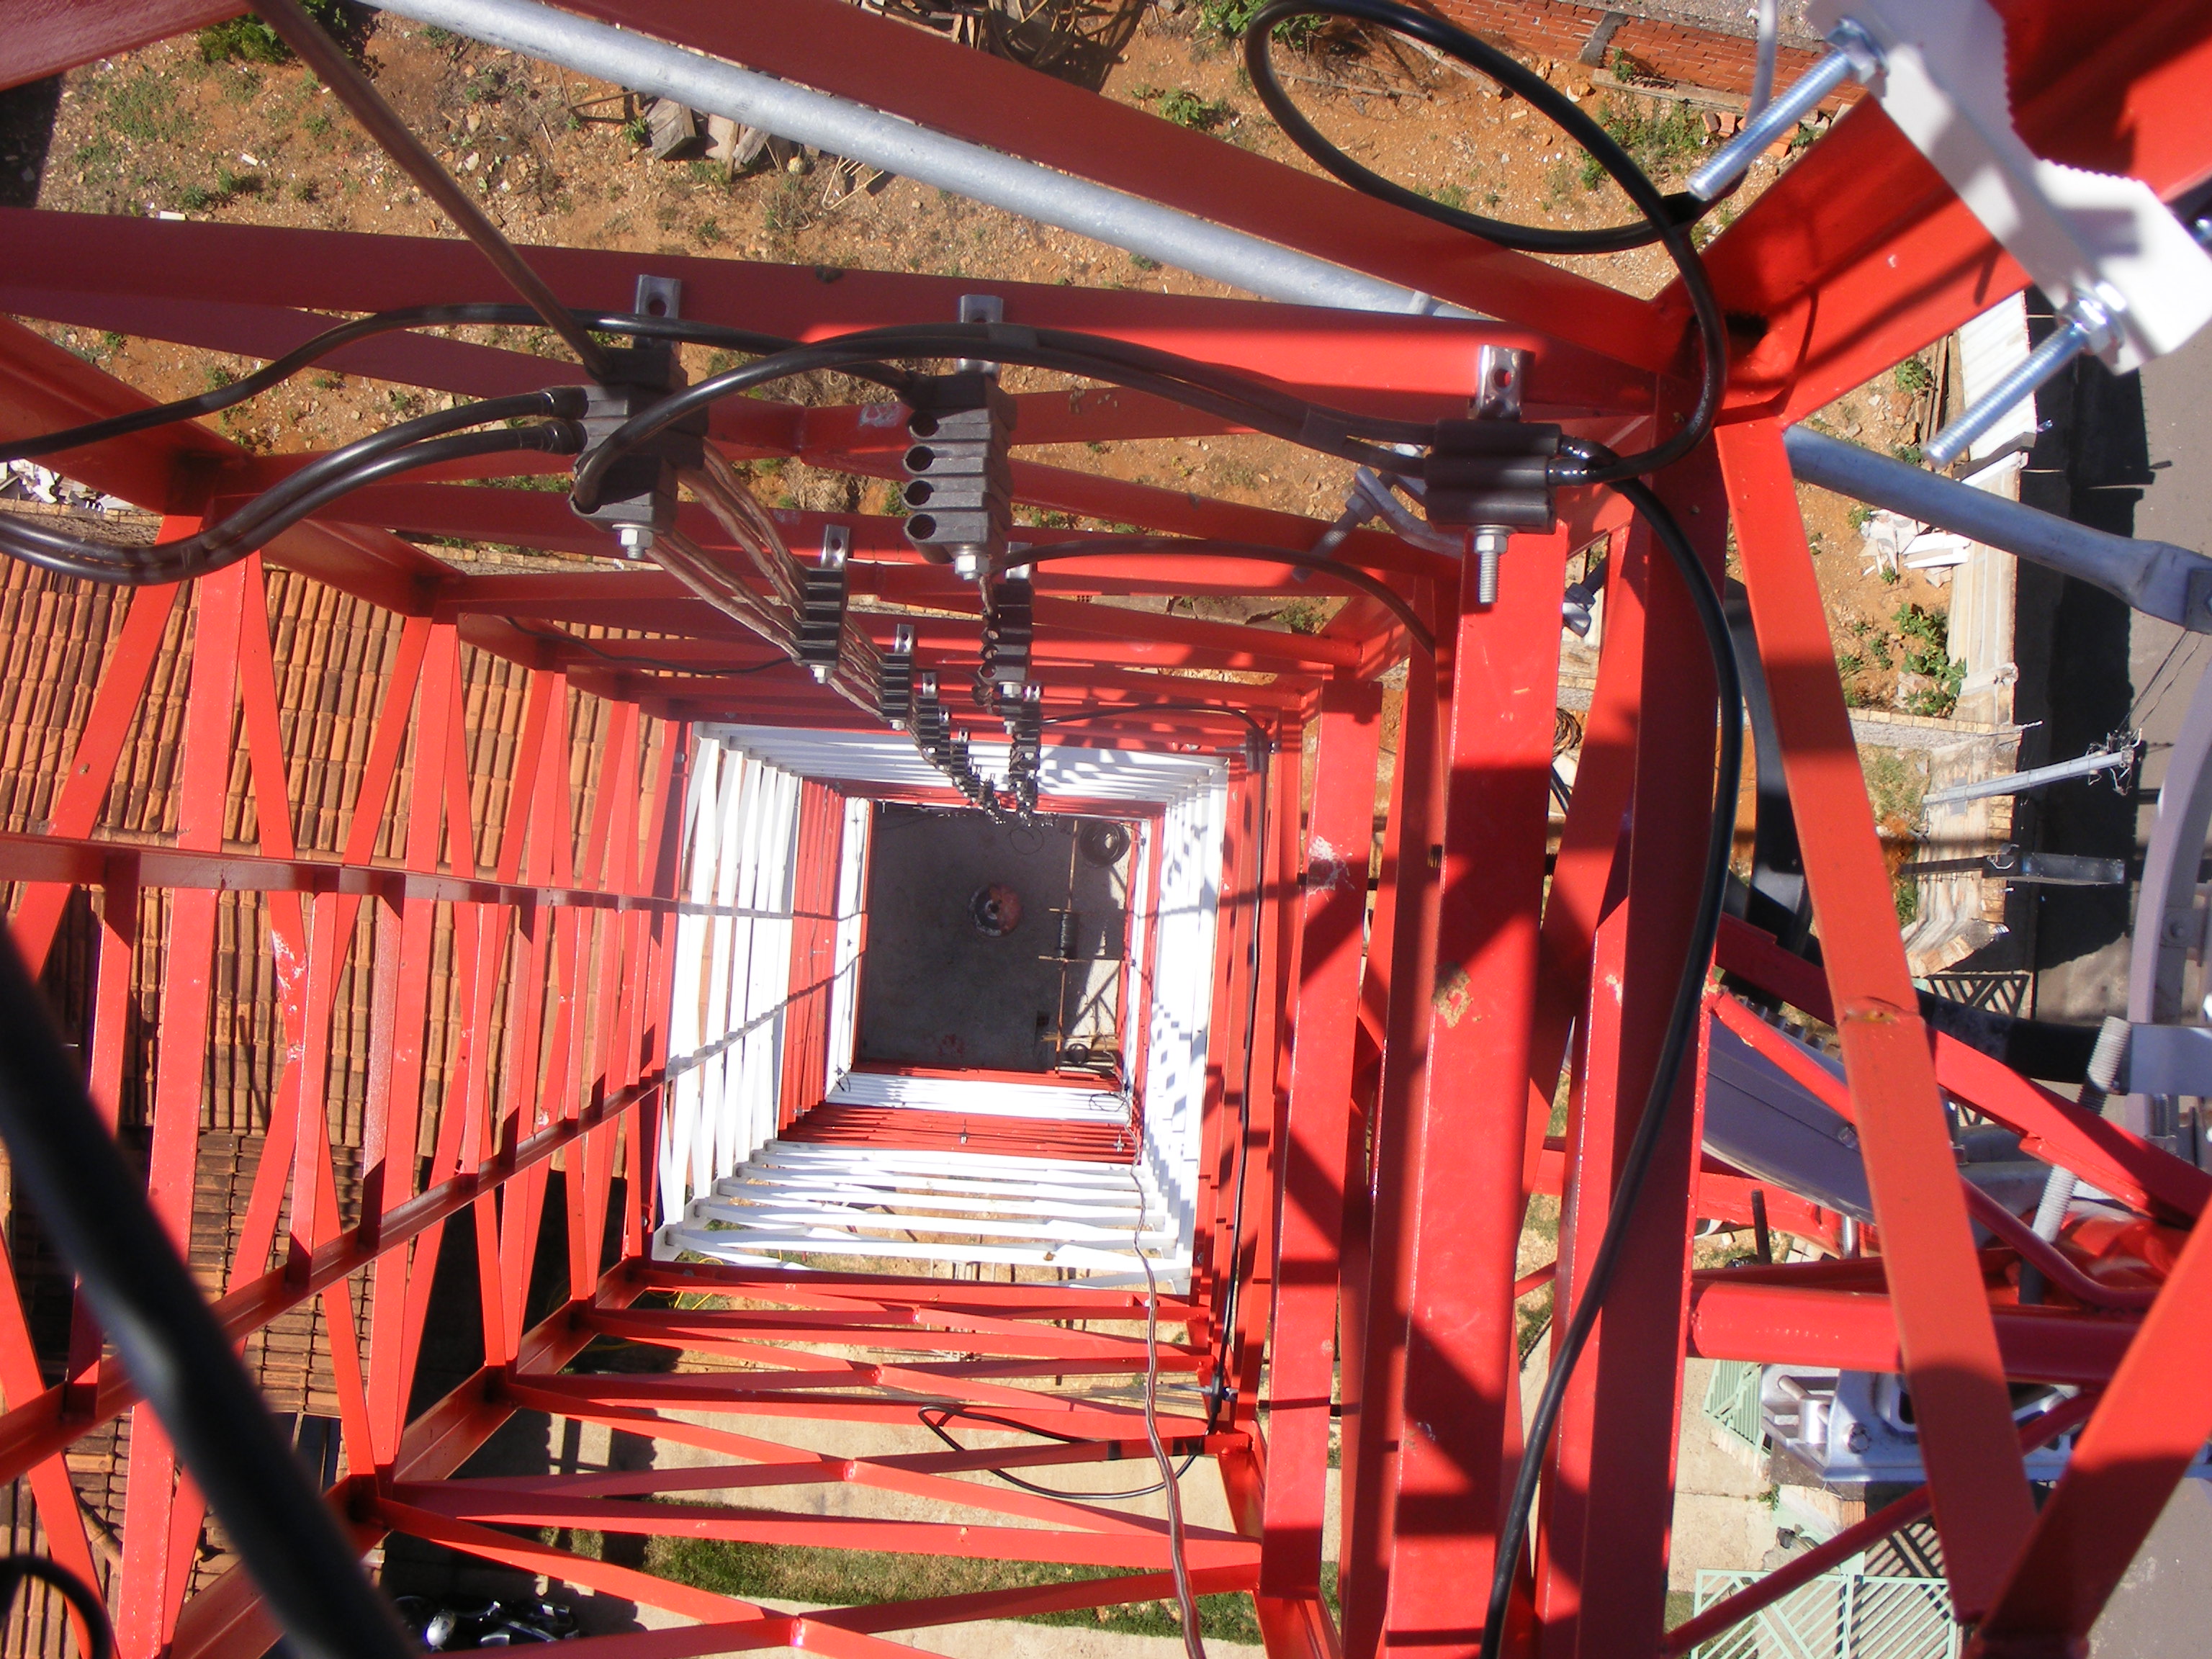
[24,9,1944,695]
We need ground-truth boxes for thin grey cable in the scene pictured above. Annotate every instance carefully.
[1128,1141,1207,1659]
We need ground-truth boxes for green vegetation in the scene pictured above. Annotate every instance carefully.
[1194,0,1323,47]
[1143,87,1236,132]
[1893,601,1962,716]
[1130,251,1161,271]
[196,0,350,64]
[1581,96,1706,189]
[1894,356,1935,395]
[647,1536,1262,1642]
[1861,745,1928,825]
[1418,182,1468,212]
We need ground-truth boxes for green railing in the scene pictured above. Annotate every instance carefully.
[1688,1568,1961,1659]
[1702,1358,1766,1457]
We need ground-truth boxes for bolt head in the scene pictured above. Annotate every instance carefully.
[614,523,655,559]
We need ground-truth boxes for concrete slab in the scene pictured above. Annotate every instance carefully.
[855,806,1133,1071]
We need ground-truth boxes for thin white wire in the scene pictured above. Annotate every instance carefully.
[1748,0,1780,117]
[1127,1133,1206,1659]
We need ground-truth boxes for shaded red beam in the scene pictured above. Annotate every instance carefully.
[458,616,1318,706]
[437,570,1364,672]
[1689,1274,2139,1388]
[0,208,1659,408]
[635,682,1280,739]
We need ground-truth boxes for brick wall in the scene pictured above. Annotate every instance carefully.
[1428,0,1835,100]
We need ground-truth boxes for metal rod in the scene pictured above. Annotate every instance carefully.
[1923,315,2090,469]
[1687,21,1877,202]
[1921,743,2136,809]
[370,0,1473,320]
[253,0,616,381]
[1784,426,2212,629]
[1898,845,2127,886]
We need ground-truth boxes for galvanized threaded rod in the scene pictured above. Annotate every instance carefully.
[1687,20,1879,203]
[254,0,616,381]
[1923,307,2100,470]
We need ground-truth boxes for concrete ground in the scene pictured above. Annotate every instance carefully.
[855,806,1133,1071]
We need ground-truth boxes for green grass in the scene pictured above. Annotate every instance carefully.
[1861,746,1926,825]
[1580,96,1707,189]
[1148,88,1236,132]
[1894,356,1934,395]
[1893,602,1962,716]
[1195,0,1322,45]
[195,0,350,63]
[649,1535,1262,1642]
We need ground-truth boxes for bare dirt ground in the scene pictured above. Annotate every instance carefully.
[22,6,1947,702]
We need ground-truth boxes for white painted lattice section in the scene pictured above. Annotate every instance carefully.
[823,794,871,1093]
[660,731,1226,1285]
[662,1141,1191,1290]
[828,1069,1128,1120]
[1138,775,1224,1247]
[697,722,1223,804]
[660,736,804,1224]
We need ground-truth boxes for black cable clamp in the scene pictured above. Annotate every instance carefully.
[1421,418,1560,532]
[1008,686,1043,819]
[574,337,708,553]
[901,371,1017,577]
[1424,403,1560,607]
[796,526,851,683]
[877,623,915,730]
[980,560,1035,707]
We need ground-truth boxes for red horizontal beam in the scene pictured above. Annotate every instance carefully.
[1689,1275,2139,1388]
[0,208,1656,406]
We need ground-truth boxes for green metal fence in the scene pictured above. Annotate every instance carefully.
[1688,1568,1961,1659]
[1702,1358,1767,1457]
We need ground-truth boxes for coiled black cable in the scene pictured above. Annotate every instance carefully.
[1476,449,1743,1659]
[1243,0,1730,482]
[0,390,585,585]
[0,1557,112,1659]
[1244,0,1726,254]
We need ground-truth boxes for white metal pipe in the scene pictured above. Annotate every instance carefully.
[1920,744,2134,809]
[384,0,1473,319]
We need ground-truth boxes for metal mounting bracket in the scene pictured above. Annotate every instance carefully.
[1809,0,2212,374]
